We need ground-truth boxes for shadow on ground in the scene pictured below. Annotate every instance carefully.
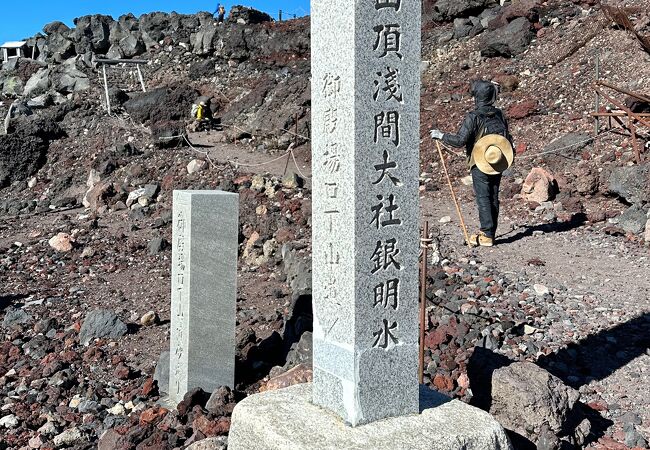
[496,213,587,245]
[0,293,30,313]
[465,312,649,449]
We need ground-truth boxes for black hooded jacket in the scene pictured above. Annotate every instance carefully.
[442,81,513,159]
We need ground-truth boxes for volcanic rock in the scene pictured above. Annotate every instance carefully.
[618,204,648,234]
[480,17,534,57]
[521,168,558,203]
[430,0,499,22]
[48,232,74,252]
[2,307,33,329]
[608,164,650,205]
[79,309,128,345]
[490,362,579,443]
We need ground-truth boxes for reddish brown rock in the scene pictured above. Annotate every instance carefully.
[259,364,313,392]
[139,407,169,427]
[507,99,538,120]
[492,74,520,92]
[521,167,558,203]
[192,414,231,437]
[433,374,455,392]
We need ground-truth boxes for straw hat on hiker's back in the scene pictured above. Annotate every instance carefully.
[471,134,514,175]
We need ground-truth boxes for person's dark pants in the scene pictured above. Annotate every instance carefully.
[471,166,501,239]
[218,13,225,23]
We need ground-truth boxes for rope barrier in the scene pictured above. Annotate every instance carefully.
[157,132,312,178]
[516,129,615,159]
[291,147,311,180]
[431,128,617,161]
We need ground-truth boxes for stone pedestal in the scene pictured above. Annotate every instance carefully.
[228,384,512,450]
[168,190,238,405]
[311,0,421,426]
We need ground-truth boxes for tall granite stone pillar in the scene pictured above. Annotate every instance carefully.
[169,190,239,406]
[312,0,421,426]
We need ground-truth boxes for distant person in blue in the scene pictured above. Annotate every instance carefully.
[214,3,226,24]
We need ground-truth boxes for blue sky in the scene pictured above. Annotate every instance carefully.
[0,1,310,44]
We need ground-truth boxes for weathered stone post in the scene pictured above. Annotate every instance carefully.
[311,0,421,426]
[168,190,238,405]
[227,2,512,447]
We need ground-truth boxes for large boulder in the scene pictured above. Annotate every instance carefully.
[480,17,534,57]
[23,69,51,97]
[43,32,76,61]
[191,24,220,56]
[71,14,113,54]
[0,115,64,187]
[608,164,650,205]
[490,362,580,445]
[53,59,90,93]
[118,34,146,58]
[429,0,499,22]
[123,85,198,124]
[227,6,273,25]
[1,76,23,96]
[139,12,171,44]
[521,167,558,203]
[43,21,71,35]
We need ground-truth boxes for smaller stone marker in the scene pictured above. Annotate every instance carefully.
[168,190,239,405]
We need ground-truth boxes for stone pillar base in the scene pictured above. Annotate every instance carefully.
[228,383,512,450]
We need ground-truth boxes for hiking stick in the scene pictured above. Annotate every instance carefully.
[435,141,472,247]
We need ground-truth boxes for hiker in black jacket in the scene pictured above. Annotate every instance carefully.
[430,80,514,247]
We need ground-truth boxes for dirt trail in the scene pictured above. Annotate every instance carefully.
[422,189,650,311]
[422,187,650,440]
[188,131,313,182]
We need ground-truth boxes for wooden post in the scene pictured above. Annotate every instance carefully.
[629,119,642,164]
[102,64,111,115]
[136,64,146,92]
[279,10,283,21]
[419,221,429,385]
[594,53,600,135]
[3,103,14,135]
[294,112,299,148]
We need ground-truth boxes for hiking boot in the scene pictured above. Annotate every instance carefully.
[469,231,494,247]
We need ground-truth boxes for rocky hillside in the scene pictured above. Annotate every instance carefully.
[0,1,650,449]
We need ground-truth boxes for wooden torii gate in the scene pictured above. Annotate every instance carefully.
[95,58,148,115]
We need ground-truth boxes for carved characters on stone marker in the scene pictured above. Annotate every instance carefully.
[372,319,399,349]
[374,67,403,103]
[373,24,402,59]
[374,111,400,146]
[374,278,400,310]
[374,0,401,11]
[370,194,402,229]
[368,2,408,350]
[173,209,187,395]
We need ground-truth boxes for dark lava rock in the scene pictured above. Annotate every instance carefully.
[227,6,273,25]
[608,164,650,205]
[618,204,648,234]
[480,17,534,57]
[2,307,33,329]
[429,0,499,22]
[148,236,169,255]
[154,351,170,394]
[79,309,128,345]
[205,386,236,416]
[124,85,199,124]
